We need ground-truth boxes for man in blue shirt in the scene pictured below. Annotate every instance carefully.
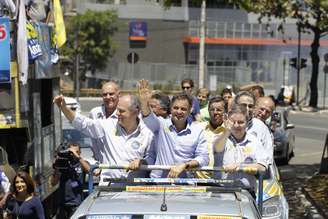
[138,80,209,178]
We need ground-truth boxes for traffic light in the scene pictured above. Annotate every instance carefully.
[300,58,307,69]
[289,57,297,69]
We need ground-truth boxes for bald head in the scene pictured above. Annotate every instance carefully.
[254,96,275,122]
[116,94,140,132]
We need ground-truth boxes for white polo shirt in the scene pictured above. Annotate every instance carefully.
[72,113,156,182]
[89,105,118,162]
[247,118,274,164]
[221,133,268,191]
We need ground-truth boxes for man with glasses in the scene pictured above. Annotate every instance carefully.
[234,91,273,164]
[181,79,201,121]
[149,92,171,118]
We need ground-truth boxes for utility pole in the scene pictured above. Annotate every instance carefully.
[296,24,301,106]
[198,0,206,88]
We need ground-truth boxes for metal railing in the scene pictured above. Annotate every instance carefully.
[189,20,278,39]
[87,164,265,215]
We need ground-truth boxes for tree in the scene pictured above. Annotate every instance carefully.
[164,0,328,108]
[231,0,328,108]
[62,10,118,83]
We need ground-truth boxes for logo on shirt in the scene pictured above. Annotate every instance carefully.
[131,141,141,150]
[97,112,104,119]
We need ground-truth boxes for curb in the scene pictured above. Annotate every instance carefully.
[301,174,326,219]
[295,186,324,219]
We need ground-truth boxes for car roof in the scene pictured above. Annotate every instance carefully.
[72,185,260,219]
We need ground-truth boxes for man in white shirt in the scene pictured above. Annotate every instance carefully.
[234,91,273,164]
[89,81,120,120]
[89,81,120,161]
[254,96,275,124]
[53,94,156,184]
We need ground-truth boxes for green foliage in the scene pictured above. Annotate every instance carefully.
[235,0,328,107]
[234,0,328,32]
[62,10,119,75]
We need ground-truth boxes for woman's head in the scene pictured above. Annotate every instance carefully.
[13,171,35,195]
[228,104,248,140]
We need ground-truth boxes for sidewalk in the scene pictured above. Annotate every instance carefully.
[289,106,328,116]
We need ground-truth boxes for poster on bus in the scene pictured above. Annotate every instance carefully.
[0,17,11,83]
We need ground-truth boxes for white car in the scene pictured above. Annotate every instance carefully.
[261,163,289,219]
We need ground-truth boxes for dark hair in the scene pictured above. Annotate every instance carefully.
[13,171,35,196]
[208,96,225,108]
[234,91,255,105]
[171,93,192,109]
[181,79,194,88]
[151,93,171,113]
[228,104,249,122]
[221,88,232,96]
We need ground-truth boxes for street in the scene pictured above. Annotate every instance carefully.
[279,111,327,218]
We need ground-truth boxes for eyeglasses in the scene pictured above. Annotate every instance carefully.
[240,103,254,108]
[182,86,191,90]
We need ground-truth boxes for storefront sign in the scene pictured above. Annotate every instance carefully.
[0,17,11,83]
[129,21,147,41]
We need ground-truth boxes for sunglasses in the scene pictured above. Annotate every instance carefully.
[182,86,192,89]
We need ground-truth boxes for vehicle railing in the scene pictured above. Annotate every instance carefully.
[88,164,264,215]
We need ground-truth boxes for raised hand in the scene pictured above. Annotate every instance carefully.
[138,79,152,103]
[53,95,66,109]
[138,79,152,116]
[53,95,76,122]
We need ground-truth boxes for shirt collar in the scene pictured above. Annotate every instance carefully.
[102,105,118,119]
[168,116,192,134]
[115,119,141,138]
[246,118,253,130]
[228,134,250,147]
[205,122,225,134]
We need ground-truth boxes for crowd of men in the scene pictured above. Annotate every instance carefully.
[53,79,276,193]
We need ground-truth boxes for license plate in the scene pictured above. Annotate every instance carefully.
[87,215,132,219]
[144,215,190,219]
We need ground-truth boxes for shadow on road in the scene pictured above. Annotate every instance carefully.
[278,164,320,219]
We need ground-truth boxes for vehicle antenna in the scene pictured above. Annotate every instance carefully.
[160,187,167,211]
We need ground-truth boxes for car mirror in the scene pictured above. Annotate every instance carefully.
[286,123,295,129]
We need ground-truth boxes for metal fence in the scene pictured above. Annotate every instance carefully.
[87,61,262,92]
[86,60,328,107]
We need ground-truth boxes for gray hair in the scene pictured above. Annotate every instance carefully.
[127,94,141,111]
[234,91,255,105]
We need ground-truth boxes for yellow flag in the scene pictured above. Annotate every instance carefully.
[53,0,66,47]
